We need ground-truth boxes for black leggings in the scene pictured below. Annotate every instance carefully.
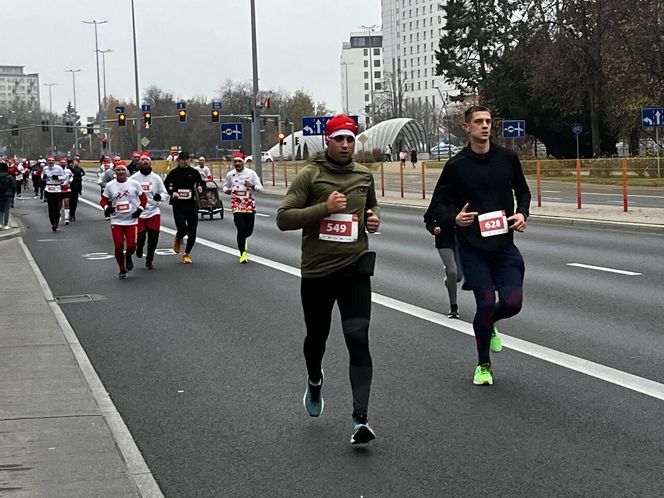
[473,286,523,365]
[173,205,198,254]
[69,191,80,219]
[45,192,62,226]
[301,266,373,419]
[233,212,255,254]
[137,227,160,264]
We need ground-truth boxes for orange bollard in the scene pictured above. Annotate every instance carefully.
[536,160,542,207]
[380,162,385,197]
[576,158,582,209]
[622,158,628,212]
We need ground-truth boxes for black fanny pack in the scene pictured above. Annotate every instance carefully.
[354,251,376,276]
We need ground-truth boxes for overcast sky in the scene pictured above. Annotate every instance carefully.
[2,0,381,119]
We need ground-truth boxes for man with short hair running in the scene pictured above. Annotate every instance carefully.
[164,151,205,264]
[101,164,147,279]
[223,152,262,263]
[277,115,381,444]
[41,155,66,231]
[130,154,168,269]
[425,105,530,385]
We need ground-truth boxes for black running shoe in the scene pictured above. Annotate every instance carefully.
[145,261,154,270]
[351,414,376,445]
[447,304,459,319]
[126,255,134,271]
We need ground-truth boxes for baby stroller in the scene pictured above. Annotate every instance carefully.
[197,180,224,219]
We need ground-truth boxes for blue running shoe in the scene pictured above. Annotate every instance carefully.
[303,372,324,417]
[351,415,376,444]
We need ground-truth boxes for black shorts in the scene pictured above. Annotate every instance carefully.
[458,240,524,290]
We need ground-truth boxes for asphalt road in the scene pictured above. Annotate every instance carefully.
[12,188,664,497]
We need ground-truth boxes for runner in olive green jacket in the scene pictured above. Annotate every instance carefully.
[276,115,380,445]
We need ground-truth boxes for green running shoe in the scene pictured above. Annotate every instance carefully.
[490,326,503,353]
[473,363,493,385]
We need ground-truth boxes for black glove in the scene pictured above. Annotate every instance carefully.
[425,221,439,235]
[52,175,59,180]
[152,193,161,202]
[131,208,143,218]
[104,206,115,216]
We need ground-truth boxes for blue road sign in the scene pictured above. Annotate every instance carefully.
[642,108,664,127]
[572,123,583,135]
[176,102,187,110]
[502,120,526,138]
[302,115,360,136]
[221,123,243,141]
[141,104,151,112]
[115,106,125,114]
[212,102,222,110]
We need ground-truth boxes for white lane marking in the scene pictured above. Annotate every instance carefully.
[567,263,642,276]
[18,238,164,498]
[78,197,664,401]
[37,238,67,242]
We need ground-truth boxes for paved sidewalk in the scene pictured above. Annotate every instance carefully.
[0,217,161,497]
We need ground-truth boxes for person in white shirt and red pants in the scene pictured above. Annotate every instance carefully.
[100,164,148,279]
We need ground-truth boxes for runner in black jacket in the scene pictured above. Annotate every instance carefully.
[425,105,530,386]
[163,151,205,264]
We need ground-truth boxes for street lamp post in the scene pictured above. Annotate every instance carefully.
[65,69,81,156]
[434,85,452,160]
[97,49,112,152]
[361,24,379,128]
[130,0,142,153]
[250,0,262,177]
[82,19,108,157]
[43,83,57,153]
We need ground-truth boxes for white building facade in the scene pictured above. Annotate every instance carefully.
[380,0,455,111]
[0,66,40,110]
[340,30,383,129]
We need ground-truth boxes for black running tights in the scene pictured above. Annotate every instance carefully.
[473,286,523,364]
[173,206,198,254]
[301,266,373,419]
[137,227,160,264]
[46,192,61,226]
[233,212,255,254]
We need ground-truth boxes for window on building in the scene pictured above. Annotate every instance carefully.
[364,60,369,68]
[364,49,368,56]
[374,48,380,56]
[364,71,369,79]
[375,82,382,90]
[424,81,428,89]
[374,59,381,67]
[365,83,370,90]
[365,94,370,101]
[374,71,381,79]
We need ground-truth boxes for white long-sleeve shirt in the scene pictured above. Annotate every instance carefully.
[130,171,169,218]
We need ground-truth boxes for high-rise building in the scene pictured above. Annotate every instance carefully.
[340,30,383,128]
[0,65,40,110]
[380,0,455,111]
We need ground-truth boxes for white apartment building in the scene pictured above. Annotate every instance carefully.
[0,65,40,110]
[340,30,383,129]
[380,0,455,111]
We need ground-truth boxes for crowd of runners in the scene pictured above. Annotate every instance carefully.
[0,106,530,445]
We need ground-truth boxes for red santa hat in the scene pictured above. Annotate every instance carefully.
[232,152,245,161]
[325,115,358,140]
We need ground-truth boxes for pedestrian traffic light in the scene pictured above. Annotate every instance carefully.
[278,132,285,146]
[102,137,108,149]
[143,112,152,126]
[65,121,73,133]
[118,113,127,127]
[42,120,49,132]
[11,125,18,136]
[211,110,220,122]
[178,110,187,123]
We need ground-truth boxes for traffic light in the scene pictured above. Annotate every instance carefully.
[278,132,285,146]
[41,120,49,132]
[102,137,108,149]
[65,121,73,133]
[11,125,18,136]
[118,113,127,127]
[211,110,220,122]
[178,109,187,123]
[295,137,300,146]
[87,123,94,135]
[144,112,152,126]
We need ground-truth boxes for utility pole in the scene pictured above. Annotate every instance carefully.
[65,69,81,155]
[250,0,262,177]
[130,0,142,152]
[43,83,57,154]
[97,49,112,153]
[82,19,108,157]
